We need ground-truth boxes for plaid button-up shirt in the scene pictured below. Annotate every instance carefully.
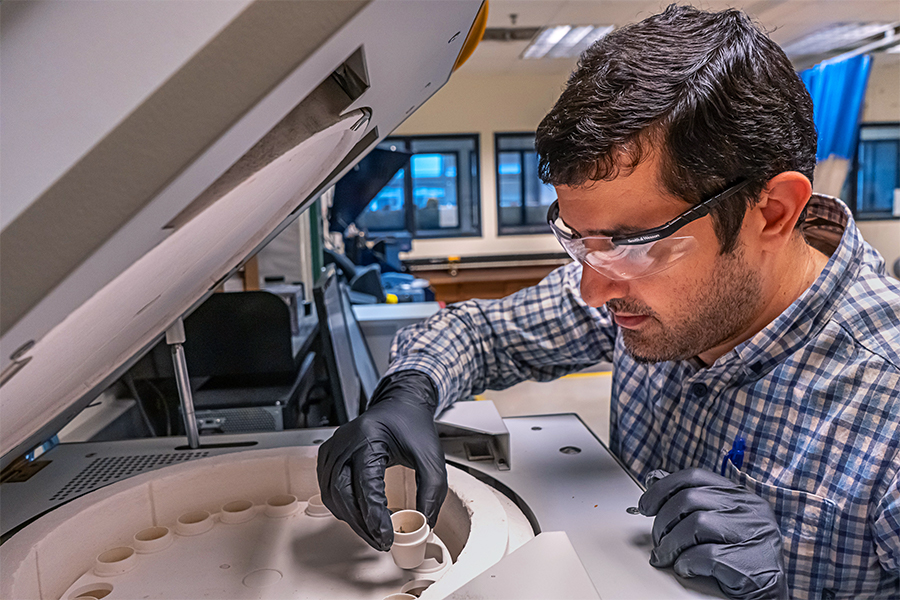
[385,195,900,599]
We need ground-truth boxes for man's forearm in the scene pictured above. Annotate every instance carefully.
[383,263,617,412]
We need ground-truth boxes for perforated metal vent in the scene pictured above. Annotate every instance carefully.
[49,452,209,502]
[195,406,282,433]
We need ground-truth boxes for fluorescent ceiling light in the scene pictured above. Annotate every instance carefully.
[783,23,895,56]
[522,26,571,59]
[522,25,614,59]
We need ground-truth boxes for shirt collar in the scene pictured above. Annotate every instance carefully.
[720,195,864,375]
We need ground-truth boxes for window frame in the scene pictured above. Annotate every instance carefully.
[494,132,556,236]
[357,134,481,239]
[844,121,900,221]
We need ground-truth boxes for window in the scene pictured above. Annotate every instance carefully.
[844,123,900,220]
[495,133,557,235]
[356,135,480,238]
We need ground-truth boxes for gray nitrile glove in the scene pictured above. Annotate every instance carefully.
[316,370,448,551]
[638,468,789,600]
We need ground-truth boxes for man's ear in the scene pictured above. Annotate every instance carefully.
[752,172,812,250]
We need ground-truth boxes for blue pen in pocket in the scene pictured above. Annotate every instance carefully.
[720,437,745,476]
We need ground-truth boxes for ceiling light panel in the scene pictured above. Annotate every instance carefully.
[782,23,896,57]
[522,25,614,59]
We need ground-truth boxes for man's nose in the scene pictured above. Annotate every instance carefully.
[580,264,628,307]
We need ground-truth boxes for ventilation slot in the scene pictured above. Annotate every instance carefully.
[49,452,209,502]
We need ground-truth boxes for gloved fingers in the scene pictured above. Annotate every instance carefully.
[414,445,449,528]
[316,430,391,551]
[644,469,671,489]
[672,544,787,600]
[351,442,393,551]
[640,467,734,516]
[324,452,385,550]
[316,434,353,521]
[651,509,748,567]
[670,541,718,579]
[651,487,744,546]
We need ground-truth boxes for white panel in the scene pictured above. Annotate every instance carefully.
[0,0,251,230]
[443,532,601,600]
[0,115,364,460]
[0,0,482,388]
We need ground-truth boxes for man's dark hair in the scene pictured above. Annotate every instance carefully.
[535,4,817,253]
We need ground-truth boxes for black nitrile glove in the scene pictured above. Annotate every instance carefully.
[638,468,789,600]
[316,370,448,551]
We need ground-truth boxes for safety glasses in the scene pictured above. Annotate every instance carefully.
[547,179,751,280]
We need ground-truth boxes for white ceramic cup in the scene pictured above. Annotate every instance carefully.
[220,500,256,524]
[389,509,430,569]
[175,510,214,536]
[305,494,331,517]
[93,546,137,576]
[265,494,300,518]
[133,526,173,553]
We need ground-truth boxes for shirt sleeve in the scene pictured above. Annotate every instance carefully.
[384,262,618,412]
[872,467,900,575]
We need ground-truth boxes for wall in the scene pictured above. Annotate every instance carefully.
[862,54,900,122]
[857,220,900,275]
[857,54,900,272]
[395,72,568,259]
[397,56,899,264]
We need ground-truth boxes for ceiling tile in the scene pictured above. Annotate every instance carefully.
[465,0,900,73]
[486,0,568,28]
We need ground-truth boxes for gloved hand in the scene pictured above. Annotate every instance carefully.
[638,468,789,600]
[316,370,448,551]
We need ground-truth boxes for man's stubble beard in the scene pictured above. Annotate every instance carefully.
[614,247,764,364]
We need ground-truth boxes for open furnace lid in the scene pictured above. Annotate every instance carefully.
[0,0,488,469]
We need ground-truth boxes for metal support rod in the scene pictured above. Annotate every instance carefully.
[166,318,200,449]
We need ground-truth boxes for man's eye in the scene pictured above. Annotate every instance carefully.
[646,242,665,259]
[584,238,615,252]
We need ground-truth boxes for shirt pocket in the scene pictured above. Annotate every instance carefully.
[723,461,837,599]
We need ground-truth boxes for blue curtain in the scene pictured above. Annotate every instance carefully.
[800,55,873,162]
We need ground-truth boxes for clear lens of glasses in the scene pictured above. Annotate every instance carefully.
[550,220,698,280]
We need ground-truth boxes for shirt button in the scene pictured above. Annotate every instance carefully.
[690,383,709,397]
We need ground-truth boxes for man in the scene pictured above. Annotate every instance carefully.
[318,5,900,599]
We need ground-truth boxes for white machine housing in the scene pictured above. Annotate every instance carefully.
[0,0,486,470]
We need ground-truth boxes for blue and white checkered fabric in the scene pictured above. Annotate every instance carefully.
[385,195,900,599]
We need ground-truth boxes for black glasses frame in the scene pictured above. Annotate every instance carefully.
[547,179,753,246]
